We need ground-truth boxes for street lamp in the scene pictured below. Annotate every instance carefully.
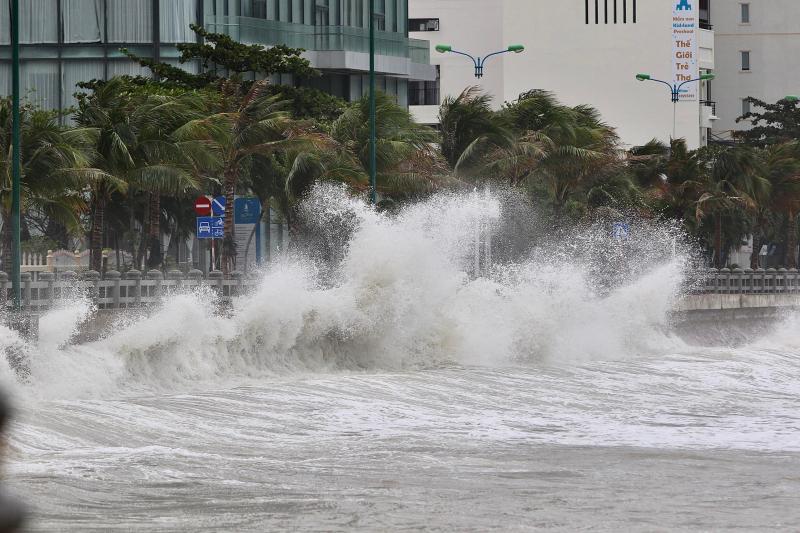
[369,0,377,204]
[10,0,21,309]
[784,95,800,102]
[635,72,715,140]
[436,44,525,78]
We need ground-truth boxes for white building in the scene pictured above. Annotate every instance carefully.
[409,0,716,149]
[711,0,800,138]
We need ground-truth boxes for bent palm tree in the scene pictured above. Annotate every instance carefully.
[0,99,98,271]
[174,80,295,273]
[688,145,769,268]
[438,86,512,177]
[331,92,446,201]
[762,142,800,267]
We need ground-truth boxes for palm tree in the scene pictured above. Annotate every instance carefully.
[438,86,511,176]
[74,78,135,271]
[689,145,769,268]
[0,98,98,272]
[330,91,447,201]
[762,141,800,268]
[174,80,296,273]
[485,90,620,222]
[245,132,366,249]
[126,91,207,269]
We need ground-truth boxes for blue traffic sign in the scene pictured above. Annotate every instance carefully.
[234,197,261,224]
[612,222,630,241]
[197,216,224,239]
[211,196,226,216]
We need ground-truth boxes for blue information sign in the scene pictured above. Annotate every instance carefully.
[211,196,226,216]
[612,222,630,241]
[197,216,224,239]
[234,197,261,224]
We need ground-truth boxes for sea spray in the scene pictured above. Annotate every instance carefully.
[1,186,692,397]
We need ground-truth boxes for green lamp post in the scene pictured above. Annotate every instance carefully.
[369,0,377,205]
[10,0,22,309]
[635,71,716,140]
[436,44,525,78]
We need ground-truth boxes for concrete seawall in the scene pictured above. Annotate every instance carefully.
[3,293,794,346]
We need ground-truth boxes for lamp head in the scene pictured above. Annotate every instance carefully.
[435,44,452,54]
[507,44,525,53]
[635,73,651,81]
[785,95,800,102]
[700,73,716,81]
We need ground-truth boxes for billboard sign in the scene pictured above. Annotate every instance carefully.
[672,0,699,101]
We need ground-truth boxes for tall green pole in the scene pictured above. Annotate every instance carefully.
[369,0,377,204]
[11,0,22,309]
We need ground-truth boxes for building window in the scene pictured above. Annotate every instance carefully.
[742,98,751,116]
[741,50,751,71]
[700,0,711,29]
[372,0,385,31]
[740,3,750,23]
[409,18,439,31]
[315,0,329,26]
[409,66,439,106]
[252,0,267,18]
[585,0,636,25]
[107,0,153,43]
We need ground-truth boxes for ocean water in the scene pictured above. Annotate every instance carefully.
[2,188,799,531]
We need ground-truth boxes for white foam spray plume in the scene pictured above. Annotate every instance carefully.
[1,185,693,399]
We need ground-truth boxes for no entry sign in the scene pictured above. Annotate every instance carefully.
[194,196,212,216]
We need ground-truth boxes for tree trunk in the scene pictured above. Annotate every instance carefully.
[136,195,150,270]
[787,210,798,269]
[750,232,762,270]
[90,194,105,272]
[714,215,723,269]
[222,166,237,275]
[146,193,163,270]
[1,210,12,274]
[45,219,69,249]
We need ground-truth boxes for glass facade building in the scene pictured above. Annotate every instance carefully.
[0,0,434,112]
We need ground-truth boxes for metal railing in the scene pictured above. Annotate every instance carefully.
[700,99,716,115]
[204,16,430,62]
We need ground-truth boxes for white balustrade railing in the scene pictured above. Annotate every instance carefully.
[0,269,258,312]
[3,267,800,313]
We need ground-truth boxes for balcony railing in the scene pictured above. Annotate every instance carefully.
[700,99,716,115]
[204,16,430,62]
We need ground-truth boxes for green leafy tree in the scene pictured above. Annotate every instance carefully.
[737,97,800,147]
[762,142,800,267]
[174,80,298,273]
[486,90,620,222]
[331,92,447,201]
[438,86,512,176]
[689,145,769,268]
[119,24,344,121]
[0,99,98,271]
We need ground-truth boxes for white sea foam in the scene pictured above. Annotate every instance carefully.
[2,186,694,397]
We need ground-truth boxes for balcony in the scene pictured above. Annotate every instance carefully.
[701,100,718,129]
[204,16,429,63]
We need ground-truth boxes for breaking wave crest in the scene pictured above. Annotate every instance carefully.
[2,186,692,397]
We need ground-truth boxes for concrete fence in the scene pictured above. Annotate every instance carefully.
[688,268,800,295]
[0,270,258,312]
[3,267,800,313]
